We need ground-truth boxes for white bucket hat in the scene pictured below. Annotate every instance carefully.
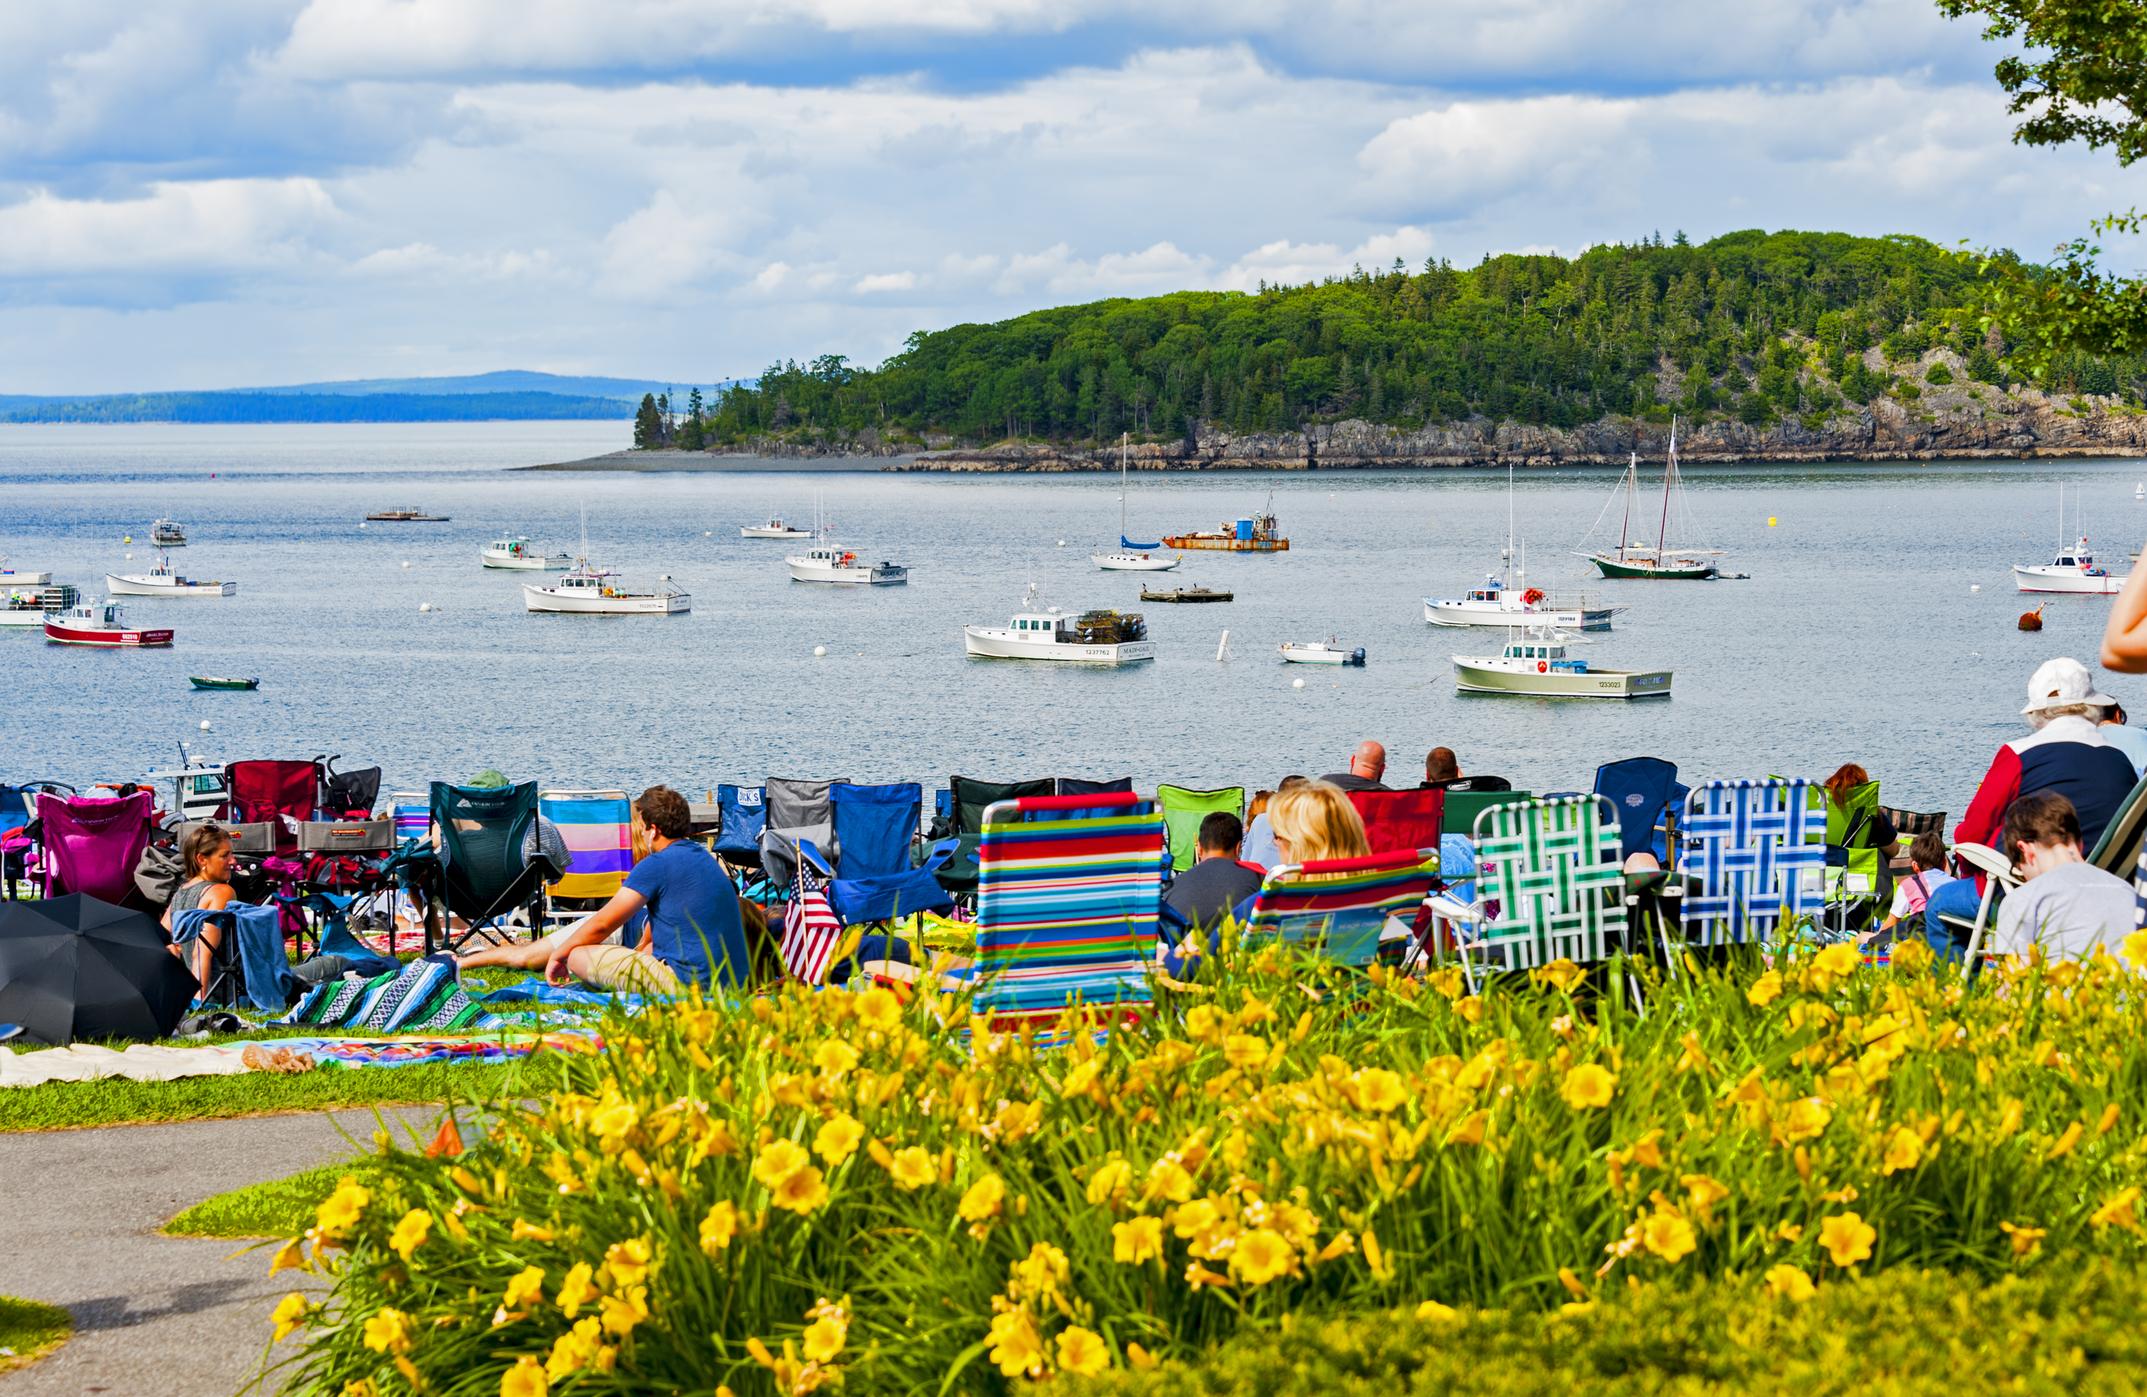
[2022,657,2118,714]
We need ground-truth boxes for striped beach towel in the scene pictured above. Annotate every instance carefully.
[541,789,632,899]
[1243,849,1438,969]
[278,954,505,1034]
[965,792,1162,1026]
[781,854,844,983]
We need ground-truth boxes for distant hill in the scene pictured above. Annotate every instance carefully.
[0,391,639,424]
[240,370,753,400]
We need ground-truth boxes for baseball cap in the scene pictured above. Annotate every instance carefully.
[2022,657,2118,714]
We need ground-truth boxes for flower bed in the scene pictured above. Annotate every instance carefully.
[268,938,2147,1395]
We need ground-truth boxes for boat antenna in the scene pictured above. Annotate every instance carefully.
[1657,416,1678,561]
[1507,461,1515,581]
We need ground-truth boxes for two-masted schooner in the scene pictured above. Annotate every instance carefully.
[1579,418,1727,579]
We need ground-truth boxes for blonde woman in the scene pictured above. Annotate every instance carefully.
[1265,780,1372,869]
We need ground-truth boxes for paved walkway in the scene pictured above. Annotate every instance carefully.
[0,1107,447,1397]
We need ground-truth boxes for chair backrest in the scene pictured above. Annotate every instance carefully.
[1468,796,1626,969]
[714,785,766,858]
[1243,848,1439,969]
[951,776,1056,836]
[1882,806,1948,840]
[1443,789,1533,836]
[226,760,320,851]
[0,784,30,835]
[430,780,549,918]
[1593,757,1683,861]
[967,791,1163,1027]
[35,791,156,903]
[2091,773,2147,877]
[540,789,632,900]
[829,781,923,880]
[1348,788,1446,857]
[1156,785,1245,872]
[322,759,381,817]
[766,778,850,834]
[1058,777,1134,797]
[1681,779,1827,946]
[1438,775,1513,792]
[391,791,430,845]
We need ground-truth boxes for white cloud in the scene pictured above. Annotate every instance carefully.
[751,261,791,291]
[592,189,743,302]
[854,271,918,292]
[347,241,559,282]
[1217,227,1436,289]
[0,177,335,277]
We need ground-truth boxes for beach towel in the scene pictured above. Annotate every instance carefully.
[173,901,293,1013]
[278,954,506,1034]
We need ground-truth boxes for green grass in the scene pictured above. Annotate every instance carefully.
[0,1053,568,1133]
[0,1296,73,1375]
[166,1159,388,1238]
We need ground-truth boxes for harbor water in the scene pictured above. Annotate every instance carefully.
[4,421,2144,821]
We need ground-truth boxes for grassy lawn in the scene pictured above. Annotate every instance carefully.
[0,1296,73,1375]
[166,1159,387,1239]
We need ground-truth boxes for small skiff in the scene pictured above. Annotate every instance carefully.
[1280,640,1365,666]
[742,517,813,539]
[189,676,260,690]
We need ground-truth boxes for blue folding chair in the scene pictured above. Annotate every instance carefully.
[1593,758,1689,865]
[1680,779,1826,949]
[830,782,923,880]
[714,784,766,864]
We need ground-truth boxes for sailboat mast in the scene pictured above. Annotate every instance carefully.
[1122,431,1129,536]
[1507,463,1515,580]
[1657,418,1678,559]
[1618,453,1634,561]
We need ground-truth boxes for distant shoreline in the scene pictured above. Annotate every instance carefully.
[516,450,913,472]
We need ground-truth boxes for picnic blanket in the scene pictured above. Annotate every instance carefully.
[0,1031,600,1087]
[279,954,506,1034]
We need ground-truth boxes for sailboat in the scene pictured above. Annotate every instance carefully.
[1425,466,1624,629]
[1579,418,1725,579]
[1092,434,1179,572]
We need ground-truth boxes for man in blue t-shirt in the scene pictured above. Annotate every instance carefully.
[546,786,749,992]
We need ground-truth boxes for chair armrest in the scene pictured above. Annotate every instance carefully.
[1950,842,2016,884]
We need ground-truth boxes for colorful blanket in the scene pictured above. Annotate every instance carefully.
[279,954,505,1034]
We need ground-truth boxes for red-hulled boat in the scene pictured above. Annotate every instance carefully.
[45,598,174,648]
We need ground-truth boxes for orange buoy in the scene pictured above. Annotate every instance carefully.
[2019,604,2046,632]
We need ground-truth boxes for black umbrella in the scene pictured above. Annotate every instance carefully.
[0,895,198,1046]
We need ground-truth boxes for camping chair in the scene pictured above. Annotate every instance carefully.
[1880,804,1948,880]
[1426,796,1627,981]
[794,838,956,985]
[1943,843,2022,966]
[960,791,1163,1029]
[1157,784,1244,873]
[3,781,73,900]
[830,782,923,880]
[761,777,850,888]
[424,780,561,954]
[934,776,1057,898]
[714,785,768,870]
[1593,758,1688,866]
[318,756,382,819]
[33,790,156,903]
[540,789,632,930]
[1443,789,1534,837]
[1239,847,1441,976]
[1348,788,1446,857]
[1678,779,1827,950]
[2091,773,2147,878]
[226,760,322,854]
[1434,775,1514,792]
[1820,779,1891,941]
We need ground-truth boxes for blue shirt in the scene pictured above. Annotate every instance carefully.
[2101,722,2147,781]
[623,839,746,988]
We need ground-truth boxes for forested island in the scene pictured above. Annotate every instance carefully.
[649,228,2147,467]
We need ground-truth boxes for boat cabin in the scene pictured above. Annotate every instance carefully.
[804,548,858,566]
[1009,611,1069,639]
[1465,587,1505,602]
[490,536,531,555]
[1504,639,1587,673]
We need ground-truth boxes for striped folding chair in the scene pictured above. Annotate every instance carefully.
[961,791,1163,1029]
[1240,847,1440,972]
[1680,779,1827,948]
[540,789,632,928]
[1427,796,1626,978]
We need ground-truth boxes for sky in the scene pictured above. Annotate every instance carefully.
[3,0,2145,393]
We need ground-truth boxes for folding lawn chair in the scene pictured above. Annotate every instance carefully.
[423,780,561,954]
[226,759,322,854]
[1679,779,1827,949]
[2091,773,2147,879]
[960,791,1163,1029]
[1443,789,1534,837]
[1348,788,1445,857]
[540,789,631,929]
[761,777,850,887]
[1157,784,1244,873]
[1426,796,1626,980]
[2,781,73,900]
[714,785,767,866]
[830,782,922,880]
[33,790,156,903]
[934,776,1057,898]
[1947,843,2023,966]
[1820,779,1892,942]
[1239,847,1440,975]
[1593,758,1687,866]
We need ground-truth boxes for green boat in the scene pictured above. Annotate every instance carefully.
[1580,417,1728,580]
[189,676,259,691]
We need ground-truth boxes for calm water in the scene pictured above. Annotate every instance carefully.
[3,421,2144,821]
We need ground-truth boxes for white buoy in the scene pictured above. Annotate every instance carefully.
[124,553,133,560]
[360,522,367,528]
[814,645,827,657]
[419,602,431,612]
[1970,584,1981,593]
[1293,677,1306,689]
[1057,540,1065,547]
[402,561,411,569]
[705,531,712,536]
[199,720,212,731]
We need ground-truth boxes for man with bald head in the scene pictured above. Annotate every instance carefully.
[1319,740,1390,793]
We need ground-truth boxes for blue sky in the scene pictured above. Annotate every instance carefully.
[1,0,2141,393]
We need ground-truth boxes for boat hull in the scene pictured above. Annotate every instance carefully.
[106,574,235,597]
[1091,553,1179,572]
[1140,588,1232,603]
[1423,598,1619,630]
[1590,555,1716,580]
[481,552,570,570]
[742,528,812,539]
[45,620,173,647]
[1453,659,1672,698]
[522,585,690,614]
[964,628,1154,663]
[788,560,909,585]
[0,610,46,627]
[2013,567,2126,594]
[1161,535,1289,552]
[1280,646,1364,665]
[1,571,52,586]
[190,677,260,690]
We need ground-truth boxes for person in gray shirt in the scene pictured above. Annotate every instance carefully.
[1164,812,1264,929]
[1991,791,2139,961]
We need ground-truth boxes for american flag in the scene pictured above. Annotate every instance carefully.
[780,857,844,984]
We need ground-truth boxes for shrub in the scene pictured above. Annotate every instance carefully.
[268,942,2147,1396]
[1926,363,1955,385]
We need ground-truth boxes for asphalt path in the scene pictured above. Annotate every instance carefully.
[0,1106,447,1397]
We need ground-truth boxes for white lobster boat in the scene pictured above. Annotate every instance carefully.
[523,562,689,614]
[742,517,813,539]
[1279,639,1365,665]
[45,598,174,647]
[2015,537,2126,594]
[106,553,235,597]
[151,519,186,546]
[0,560,50,588]
[788,546,908,585]
[1425,583,1621,630]
[482,536,570,570]
[1453,629,1671,699]
[965,606,1154,664]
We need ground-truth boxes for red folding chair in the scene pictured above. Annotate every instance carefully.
[226,760,321,854]
[1347,787,1445,857]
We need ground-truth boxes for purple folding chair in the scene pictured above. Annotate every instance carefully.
[36,791,156,903]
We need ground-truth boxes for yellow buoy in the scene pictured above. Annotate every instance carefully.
[1767,517,1777,526]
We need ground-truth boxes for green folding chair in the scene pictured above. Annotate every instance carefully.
[1157,785,1244,872]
